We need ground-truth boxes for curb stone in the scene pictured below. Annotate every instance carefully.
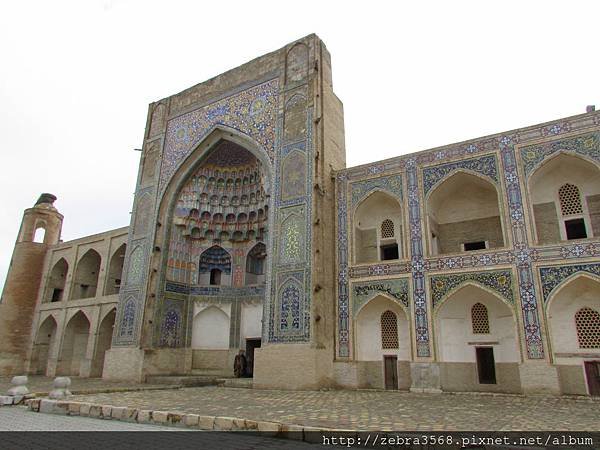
[27,399,335,442]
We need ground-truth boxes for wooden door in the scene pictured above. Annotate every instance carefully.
[384,355,398,390]
[584,361,600,396]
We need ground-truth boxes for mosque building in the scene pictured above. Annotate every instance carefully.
[1,35,599,396]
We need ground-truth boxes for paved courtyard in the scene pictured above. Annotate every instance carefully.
[69,386,600,431]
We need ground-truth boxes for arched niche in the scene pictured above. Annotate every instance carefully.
[31,315,58,375]
[547,274,600,357]
[426,171,505,256]
[161,127,272,288]
[245,242,266,285]
[198,246,231,286]
[355,295,410,362]
[353,191,403,264]
[91,308,116,377]
[71,249,101,300]
[528,153,600,244]
[57,310,91,376]
[104,244,126,295]
[434,283,519,390]
[46,258,68,302]
[191,306,230,349]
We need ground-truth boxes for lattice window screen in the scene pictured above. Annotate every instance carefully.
[380,310,399,349]
[381,219,395,238]
[471,302,490,334]
[575,307,600,349]
[559,183,584,216]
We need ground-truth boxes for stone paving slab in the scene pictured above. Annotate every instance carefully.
[67,386,600,431]
[0,376,177,396]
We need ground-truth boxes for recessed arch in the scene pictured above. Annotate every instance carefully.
[46,258,68,302]
[198,245,231,286]
[104,243,126,295]
[434,283,519,364]
[57,310,91,376]
[546,273,600,364]
[426,170,505,256]
[191,306,230,349]
[31,315,58,375]
[353,190,403,264]
[71,249,101,300]
[245,242,266,285]
[354,294,410,362]
[92,308,116,377]
[528,152,600,244]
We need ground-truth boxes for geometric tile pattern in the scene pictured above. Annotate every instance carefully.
[538,263,600,303]
[422,154,499,195]
[159,79,279,190]
[430,270,514,309]
[520,131,600,177]
[351,277,409,318]
[350,174,402,208]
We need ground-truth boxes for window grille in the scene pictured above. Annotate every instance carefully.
[381,310,399,349]
[575,307,600,349]
[471,303,490,334]
[381,219,395,238]
[559,184,584,216]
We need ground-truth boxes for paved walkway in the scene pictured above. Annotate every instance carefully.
[69,387,600,431]
[0,376,172,395]
[0,407,317,449]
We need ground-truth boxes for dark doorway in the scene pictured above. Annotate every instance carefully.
[476,347,496,384]
[584,361,600,396]
[384,355,398,390]
[245,338,261,377]
[210,268,222,285]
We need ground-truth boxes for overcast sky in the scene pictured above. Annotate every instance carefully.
[0,0,598,292]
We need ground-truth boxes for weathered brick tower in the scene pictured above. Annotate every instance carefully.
[0,194,63,375]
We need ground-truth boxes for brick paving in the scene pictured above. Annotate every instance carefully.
[69,386,600,431]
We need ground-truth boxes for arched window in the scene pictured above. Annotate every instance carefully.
[471,302,490,334]
[381,219,394,238]
[559,183,584,216]
[575,307,600,349]
[34,227,46,243]
[380,310,399,349]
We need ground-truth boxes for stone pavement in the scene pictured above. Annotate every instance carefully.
[69,387,600,431]
[0,375,174,395]
[0,407,317,449]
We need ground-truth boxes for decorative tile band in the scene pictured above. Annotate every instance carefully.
[539,263,600,303]
[520,131,600,177]
[422,154,499,195]
[160,79,279,190]
[351,278,409,317]
[430,270,514,309]
[350,174,402,207]
[165,281,266,297]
